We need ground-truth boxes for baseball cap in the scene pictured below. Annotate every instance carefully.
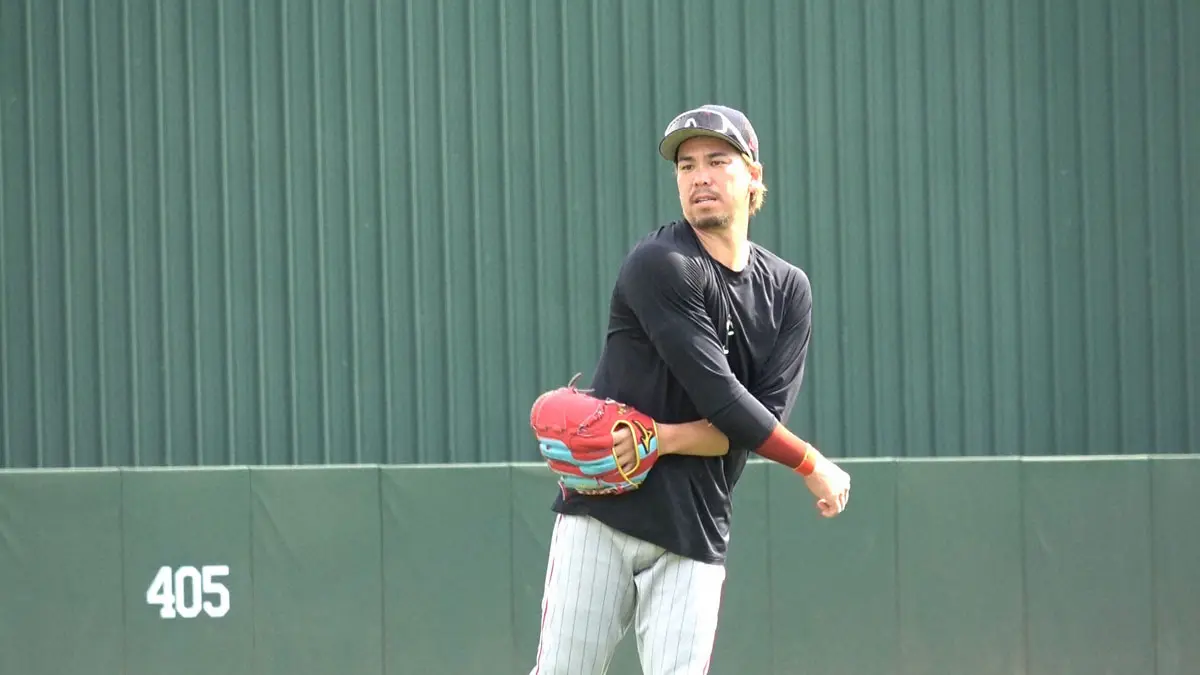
[658,104,760,164]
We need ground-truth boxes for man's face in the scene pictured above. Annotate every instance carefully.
[674,135,758,231]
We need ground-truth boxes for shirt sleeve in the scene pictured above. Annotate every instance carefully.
[616,241,782,450]
[748,268,813,424]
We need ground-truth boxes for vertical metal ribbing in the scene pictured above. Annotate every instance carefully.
[974,0,993,454]
[0,3,8,467]
[920,0,935,456]
[499,0,515,460]
[467,0,484,464]
[405,0,425,463]
[435,0,452,462]
[950,0,964,457]
[248,0,267,465]
[622,0,635,248]
[1101,0,1122,454]
[154,0,172,465]
[588,0,601,366]
[681,0,690,98]
[620,0,636,307]
[864,0,881,458]
[312,0,331,465]
[556,0,572,392]
[529,1,543,395]
[863,0,879,458]
[1071,0,1089,455]
[805,0,821,438]
[185,0,202,465]
[899,0,916,455]
[1045,0,1066,456]
[892,0,909,456]
[649,0,661,222]
[281,0,299,464]
[1008,0,1024,457]
[89,0,107,467]
[26,0,45,467]
[122,0,140,466]
[1015,0,1036,456]
[980,0,997,455]
[4,0,1192,470]
[373,0,392,465]
[1176,0,1195,454]
[1138,0,1157,452]
[1039,0,1056,454]
[957,0,970,457]
[57,0,78,467]
[831,1,846,451]
[1106,0,1121,449]
[979,0,996,456]
[217,0,235,464]
[343,0,362,464]
[742,0,751,106]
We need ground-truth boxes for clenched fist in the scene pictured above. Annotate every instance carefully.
[802,453,851,517]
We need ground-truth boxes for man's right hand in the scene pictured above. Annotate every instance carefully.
[802,451,851,517]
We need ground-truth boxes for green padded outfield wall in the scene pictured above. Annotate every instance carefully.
[0,457,1198,675]
[1,0,1197,468]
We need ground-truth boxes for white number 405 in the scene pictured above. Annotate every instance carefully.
[146,565,231,619]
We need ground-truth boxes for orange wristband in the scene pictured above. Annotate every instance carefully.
[758,426,819,475]
[794,445,817,476]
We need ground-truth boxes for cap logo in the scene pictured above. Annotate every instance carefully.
[665,107,755,160]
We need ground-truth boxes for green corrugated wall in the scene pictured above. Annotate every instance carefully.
[1,0,1196,468]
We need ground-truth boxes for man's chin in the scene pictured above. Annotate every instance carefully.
[690,213,731,231]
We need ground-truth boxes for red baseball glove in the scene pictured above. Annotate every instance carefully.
[529,374,660,495]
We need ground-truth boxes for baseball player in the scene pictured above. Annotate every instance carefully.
[527,104,851,674]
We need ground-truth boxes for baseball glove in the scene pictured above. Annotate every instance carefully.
[529,374,660,495]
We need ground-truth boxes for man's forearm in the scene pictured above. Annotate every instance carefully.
[658,420,730,457]
[656,418,821,475]
[756,423,819,475]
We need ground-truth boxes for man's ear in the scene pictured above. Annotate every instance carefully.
[748,160,765,189]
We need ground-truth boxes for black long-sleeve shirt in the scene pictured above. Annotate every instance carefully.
[551,220,813,564]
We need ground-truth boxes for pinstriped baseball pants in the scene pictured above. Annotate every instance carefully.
[529,513,727,675]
